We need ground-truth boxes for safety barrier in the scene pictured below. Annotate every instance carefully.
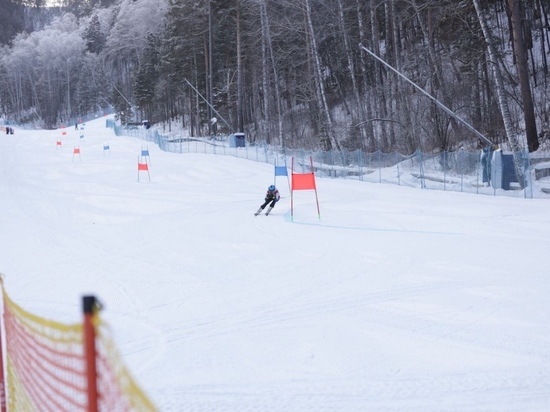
[0,281,157,412]
[107,122,549,199]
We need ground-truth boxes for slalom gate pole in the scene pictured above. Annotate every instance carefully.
[290,157,294,222]
[310,156,321,220]
[83,296,99,412]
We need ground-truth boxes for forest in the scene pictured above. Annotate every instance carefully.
[1,0,549,155]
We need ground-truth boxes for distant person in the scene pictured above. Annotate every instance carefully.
[254,185,280,216]
[75,122,78,130]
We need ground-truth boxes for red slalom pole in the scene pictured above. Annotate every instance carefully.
[83,296,100,412]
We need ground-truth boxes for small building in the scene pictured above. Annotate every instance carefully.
[229,132,245,148]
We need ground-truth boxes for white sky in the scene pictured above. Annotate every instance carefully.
[1,117,549,411]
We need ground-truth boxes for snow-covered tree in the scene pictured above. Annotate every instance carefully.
[84,13,105,54]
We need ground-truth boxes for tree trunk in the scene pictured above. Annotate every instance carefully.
[473,0,526,188]
[337,0,365,146]
[260,0,284,146]
[507,0,539,152]
[259,1,271,144]
[370,0,387,150]
[304,0,340,151]
[355,0,374,150]
[236,1,243,133]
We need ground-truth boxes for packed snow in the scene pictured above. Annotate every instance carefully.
[0,117,549,411]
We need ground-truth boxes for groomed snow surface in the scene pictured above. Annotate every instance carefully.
[1,117,549,411]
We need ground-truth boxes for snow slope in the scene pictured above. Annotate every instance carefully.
[0,117,549,411]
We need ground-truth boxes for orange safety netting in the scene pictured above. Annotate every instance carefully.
[1,288,157,411]
[94,318,157,411]
[3,290,86,411]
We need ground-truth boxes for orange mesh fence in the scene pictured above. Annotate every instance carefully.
[94,319,157,411]
[3,290,86,411]
[1,287,157,411]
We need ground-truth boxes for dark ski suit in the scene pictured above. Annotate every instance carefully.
[256,188,280,215]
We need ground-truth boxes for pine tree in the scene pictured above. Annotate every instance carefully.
[76,59,97,115]
[134,33,159,122]
[84,14,106,54]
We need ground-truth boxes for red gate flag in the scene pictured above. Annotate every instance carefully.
[72,146,81,162]
[292,172,316,190]
[137,155,151,181]
[290,156,320,220]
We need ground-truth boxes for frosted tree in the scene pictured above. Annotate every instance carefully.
[104,0,168,110]
[104,0,168,66]
[472,0,525,187]
[84,13,106,54]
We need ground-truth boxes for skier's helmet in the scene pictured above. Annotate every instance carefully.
[268,185,276,191]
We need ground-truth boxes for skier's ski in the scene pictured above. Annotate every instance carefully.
[254,206,272,216]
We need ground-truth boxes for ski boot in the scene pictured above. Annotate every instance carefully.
[265,206,273,216]
[254,207,263,216]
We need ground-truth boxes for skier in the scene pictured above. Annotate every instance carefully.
[255,185,280,216]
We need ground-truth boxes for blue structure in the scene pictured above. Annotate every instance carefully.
[229,133,245,148]
[274,158,290,193]
[491,150,525,190]
[501,154,519,190]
